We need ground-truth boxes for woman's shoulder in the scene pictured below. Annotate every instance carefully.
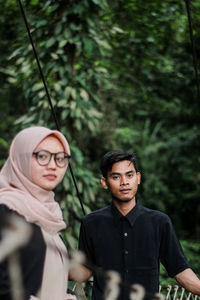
[0,204,14,214]
[0,204,18,230]
[0,203,46,246]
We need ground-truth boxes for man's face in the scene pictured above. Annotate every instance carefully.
[101,160,141,203]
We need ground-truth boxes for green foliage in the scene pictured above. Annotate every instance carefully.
[101,0,200,240]
[1,0,200,255]
[160,240,200,286]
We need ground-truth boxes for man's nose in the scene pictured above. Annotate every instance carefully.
[120,176,128,185]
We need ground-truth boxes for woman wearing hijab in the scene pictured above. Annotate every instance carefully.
[0,126,76,300]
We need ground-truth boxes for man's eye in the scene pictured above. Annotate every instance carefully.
[112,176,119,180]
[127,173,133,178]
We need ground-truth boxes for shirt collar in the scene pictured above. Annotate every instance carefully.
[111,202,141,227]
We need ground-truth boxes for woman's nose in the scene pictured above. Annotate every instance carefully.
[47,156,56,168]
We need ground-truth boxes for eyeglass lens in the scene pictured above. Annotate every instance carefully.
[34,150,69,167]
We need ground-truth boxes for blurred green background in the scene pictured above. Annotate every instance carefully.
[0,0,200,294]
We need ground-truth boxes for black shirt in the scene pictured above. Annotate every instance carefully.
[79,203,189,300]
[0,205,46,300]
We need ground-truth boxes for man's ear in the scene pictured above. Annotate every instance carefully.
[101,177,109,190]
[137,172,141,184]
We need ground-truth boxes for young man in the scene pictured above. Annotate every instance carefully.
[71,150,200,299]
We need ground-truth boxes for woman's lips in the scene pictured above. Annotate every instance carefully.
[44,174,57,180]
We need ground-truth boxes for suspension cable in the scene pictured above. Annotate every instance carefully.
[184,0,200,103]
[17,0,86,216]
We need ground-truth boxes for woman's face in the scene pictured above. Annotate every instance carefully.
[31,135,68,191]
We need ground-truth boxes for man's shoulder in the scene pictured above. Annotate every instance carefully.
[81,206,111,223]
[138,204,170,222]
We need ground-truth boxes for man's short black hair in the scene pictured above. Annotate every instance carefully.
[100,150,138,178]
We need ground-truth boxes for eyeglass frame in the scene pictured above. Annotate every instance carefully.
[33,150,71,168]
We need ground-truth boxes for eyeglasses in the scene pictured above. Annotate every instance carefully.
[33,150,71,168]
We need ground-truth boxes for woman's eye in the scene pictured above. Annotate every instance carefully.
[56,157,64,162]
[39,154,47,160]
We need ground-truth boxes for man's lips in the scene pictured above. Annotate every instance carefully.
[120,188,131,193]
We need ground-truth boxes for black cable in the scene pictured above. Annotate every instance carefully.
[68,163,86,215]
[17,0,60,130]
[17,0,86,216]
[184,0,200,103]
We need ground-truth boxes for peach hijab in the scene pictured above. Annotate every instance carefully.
[0,126,71,300]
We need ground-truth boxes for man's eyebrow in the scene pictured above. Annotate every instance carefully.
[109,170,135,176]
[109,172,121,176]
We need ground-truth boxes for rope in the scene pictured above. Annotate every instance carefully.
[184,0,200,103]
[17,0,86,216]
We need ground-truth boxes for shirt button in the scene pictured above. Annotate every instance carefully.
[124,233,128,237]
[125,250,128,255]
